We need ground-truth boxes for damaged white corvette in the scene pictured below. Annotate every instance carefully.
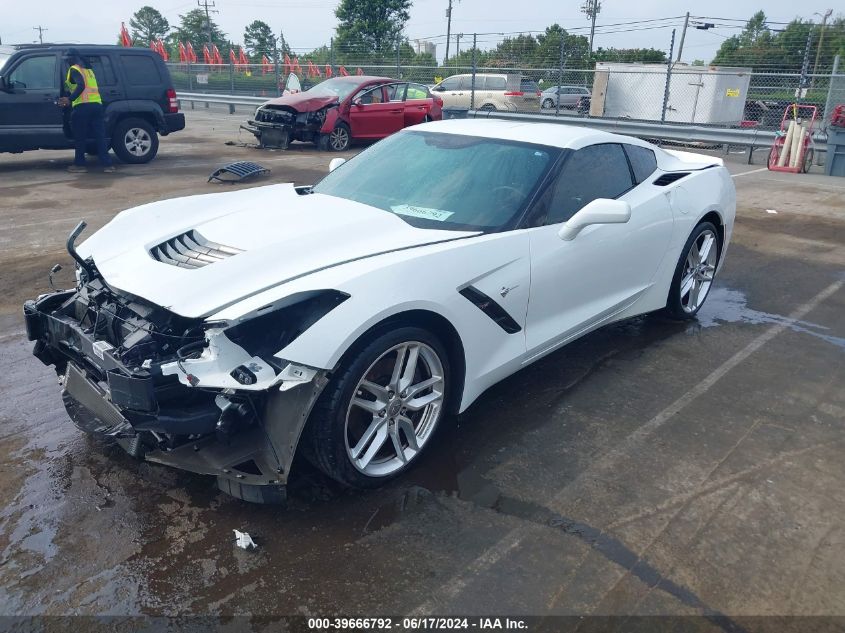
[25,120,735,503]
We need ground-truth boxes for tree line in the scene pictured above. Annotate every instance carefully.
[125,3,843,72]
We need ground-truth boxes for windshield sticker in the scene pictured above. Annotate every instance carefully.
[391,204,454,222]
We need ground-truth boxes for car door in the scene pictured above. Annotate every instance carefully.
[347,85,404,139]
[431,75,464,109]
[0,52,64,149]
[403,82,433,125]
[523,143,674,360]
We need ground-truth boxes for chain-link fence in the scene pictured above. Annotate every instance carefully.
[167,48,844,132]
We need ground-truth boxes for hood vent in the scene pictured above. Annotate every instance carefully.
[653,172,690,186]
[149,230,242,269]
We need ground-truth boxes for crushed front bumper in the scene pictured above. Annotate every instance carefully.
[241,107,330,149]
[24,290,327,504]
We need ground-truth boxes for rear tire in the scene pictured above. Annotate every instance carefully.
[304,327,450,488]
[111,117,158,164]
[542,98,555,109]
[664,222,721,320]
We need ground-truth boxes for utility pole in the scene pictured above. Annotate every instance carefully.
[676,12,690,63]
[811,9,833,86]
[798,28,813,98]
[661,28,676,122]
[581,0,601,54]
[444,0,453,63]
[33,25,47,44]
[197,0,217,46]
[455,33,463,67]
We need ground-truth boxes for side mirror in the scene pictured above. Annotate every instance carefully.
[329,157,346,172]
[558,198,631,241]
[432,85,444,92]
[0,75,7,91]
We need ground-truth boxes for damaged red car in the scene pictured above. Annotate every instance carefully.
[242,76,443,151]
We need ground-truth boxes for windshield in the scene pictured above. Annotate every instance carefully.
[313,131,558,231]
[305,78,368,101]
[0,53,10,71]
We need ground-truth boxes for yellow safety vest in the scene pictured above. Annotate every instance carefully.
[65,64,102,107]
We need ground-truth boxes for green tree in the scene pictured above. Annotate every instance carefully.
[243,20,275,60]
[593,47,667,63]
[172,8,226,50]
[129,6,170,44]
[334,0,412,63]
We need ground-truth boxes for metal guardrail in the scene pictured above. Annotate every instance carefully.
[469,109,782,163]
[175,91,826,165]
[176,92,268,114]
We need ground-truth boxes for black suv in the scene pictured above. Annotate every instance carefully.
[0,44,185,163]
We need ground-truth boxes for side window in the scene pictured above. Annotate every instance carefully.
[486,76,506,91]
[624,144,658,184]
[539,144,634,225]
[438,76,460,91]
[356,86,385,104]
[385,83,406,101]
[458,76,474,90]
[120,55,161,85]
[84,55,116,86]
[406,83,430,100]
[9,55,57,90]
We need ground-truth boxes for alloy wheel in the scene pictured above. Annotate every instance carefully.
[344,342,445,477]
[330,127,349,151]
[124,128,152,157]
[680,229,718,313]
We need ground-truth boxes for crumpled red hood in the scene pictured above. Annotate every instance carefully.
[261,93,338,112]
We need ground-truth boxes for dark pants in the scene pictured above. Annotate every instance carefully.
[70,103,112,167]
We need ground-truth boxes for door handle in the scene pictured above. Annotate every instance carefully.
[390,109,402,114]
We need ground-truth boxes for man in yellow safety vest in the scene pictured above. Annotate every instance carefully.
[57,49,115,173]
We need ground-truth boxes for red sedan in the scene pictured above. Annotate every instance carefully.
[243,76,443,152]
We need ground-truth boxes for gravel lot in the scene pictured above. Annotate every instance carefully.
[1,109,843,630]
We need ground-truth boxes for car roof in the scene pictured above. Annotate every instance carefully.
[410,118,654,151]
[6,44,149,52]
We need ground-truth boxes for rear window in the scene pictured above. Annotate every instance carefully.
[520,78,539,93]
[486,76,506,90]
[406,83,430,100]
[624,145,658,184]
[120,54,161,86]
[84,55,116,86]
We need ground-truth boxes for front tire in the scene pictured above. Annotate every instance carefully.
[111,117,158,164]
[304,327,450,488]
[542,98,555,109]
[665,222,721,320]
[327,122,351,152]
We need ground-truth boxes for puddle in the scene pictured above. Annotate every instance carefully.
[696,287,845,351]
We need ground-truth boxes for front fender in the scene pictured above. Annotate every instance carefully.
[320,106,341,133]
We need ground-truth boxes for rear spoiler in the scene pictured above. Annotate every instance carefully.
[657,148,724,172]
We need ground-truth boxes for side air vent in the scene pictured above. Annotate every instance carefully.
[149,230,242,269]
[459,286,522,334]
[653,172,690,186]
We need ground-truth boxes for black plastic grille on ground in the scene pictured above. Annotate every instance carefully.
[208,161,270,183]
[149,230,243,269]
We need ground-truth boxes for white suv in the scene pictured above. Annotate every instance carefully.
[432,73,540,112]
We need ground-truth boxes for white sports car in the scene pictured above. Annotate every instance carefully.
[25,120,735,503]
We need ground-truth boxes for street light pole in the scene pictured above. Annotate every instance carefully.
[676,12,690,63]
[811,9,833,86]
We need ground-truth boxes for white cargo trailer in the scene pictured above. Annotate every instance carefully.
[590,62,752,124]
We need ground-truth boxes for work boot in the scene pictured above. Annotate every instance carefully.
[67,165,88,173]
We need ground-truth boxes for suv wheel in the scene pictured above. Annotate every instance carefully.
[112,118,159,164]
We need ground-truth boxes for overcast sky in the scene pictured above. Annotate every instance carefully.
[1,0,838,63]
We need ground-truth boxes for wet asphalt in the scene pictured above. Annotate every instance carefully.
[0,110,843,628]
